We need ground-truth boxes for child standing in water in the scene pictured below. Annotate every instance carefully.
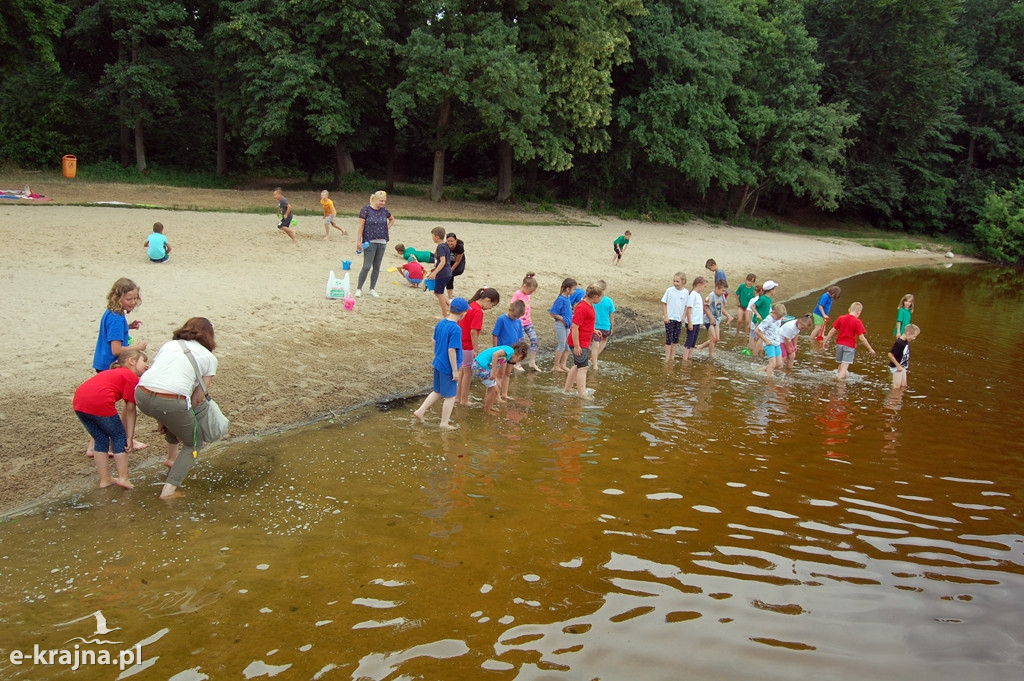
[683,277,708,361]
[824,302,876,380]
[755,303,787,378]
[735,273,757,335]
[661,272,688,361]
[73,348,149,489]
[474,342,529,412]
[888,323,920,389]
[492,300,526,399]
[549,278,576,372]
[565,284,603,398]
[591,280,615,370]
[779,314,814,370]
[698,279,731,358]
[457,287,500,404]
[511,273,541,371]
[894,294,915,336]
[320,190,347,239]
[414,298,469,429]
[811,286,842,339]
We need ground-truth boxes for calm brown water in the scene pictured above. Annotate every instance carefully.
[1,263,1022,680]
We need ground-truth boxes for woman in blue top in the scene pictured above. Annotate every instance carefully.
[354,191,395,298]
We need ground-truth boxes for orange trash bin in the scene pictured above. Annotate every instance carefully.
[62,155,77,179]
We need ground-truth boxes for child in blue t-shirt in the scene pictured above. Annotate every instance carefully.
[93,278,147,372]
[811,285,842,339]
[491,300,526,400]
[145,222,172,263]
[549,278,576,372]
[413,298,469,429]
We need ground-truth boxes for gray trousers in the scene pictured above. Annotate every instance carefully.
[135,390,207,487]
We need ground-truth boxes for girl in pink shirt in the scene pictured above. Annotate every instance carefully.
[511,272,541,371]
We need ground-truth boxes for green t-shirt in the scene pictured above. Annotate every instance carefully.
[894,307,912,336]
[613,235,630,248]
[753,294,773,324]
[736,283,756,309]
[403,248,433,263]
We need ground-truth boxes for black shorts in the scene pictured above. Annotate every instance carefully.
[570,347,591,368]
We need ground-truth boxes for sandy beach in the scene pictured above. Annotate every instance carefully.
[0,183,948,515]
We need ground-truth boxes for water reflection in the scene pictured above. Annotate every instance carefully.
[1,264,1022,680]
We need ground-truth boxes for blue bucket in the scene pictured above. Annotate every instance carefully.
[341,260,352,271]
[424,279,436,292]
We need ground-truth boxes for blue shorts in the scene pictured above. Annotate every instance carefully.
[764,344,782,359]
[684,324,700,348]
[75,411,127,454]
[432,368,457,398]
[407,278,423,286]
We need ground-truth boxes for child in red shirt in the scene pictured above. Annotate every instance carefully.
[565,284,603,398]
[73,348,148,489]
[823,302,876,380]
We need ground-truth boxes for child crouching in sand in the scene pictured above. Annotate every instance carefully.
[73,348,149,489]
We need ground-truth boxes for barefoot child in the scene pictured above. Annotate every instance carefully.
[457,287,500,404]
[697,279,731,358]
[474,342,529,412]
[511,273,542,371]
[811,286,842,339]
[683,277,707,361]
[320,190,347,238]
[706,259,727,286]
[735,273,757,335]
[399,259,425,287]
[145,222,172,263]
[747,280,778,356]
[661,272,688,361]
[273,188,297,242]
[888,323,920,389]
[591,280,615,370]
[74,348,149,489]
[549,278,576,372]
[823,302,876,380]
[424,226,453,317]
[414,298,470,429]
[780,314,814,369]
[612,231,631,265]
[894,294,915,336]
[565,284,603,398]
[492,300,526,399]
[755,303,787,378]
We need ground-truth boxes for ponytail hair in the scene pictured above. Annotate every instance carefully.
[470,287,500,304]
[560,278,577,293]
[522,272,537,289]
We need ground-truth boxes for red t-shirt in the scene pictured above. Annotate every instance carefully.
[402,261,424,280]
[568,300,596,349]
[459,301,484,350]
[832,313,866,348]
[72,367,139,416]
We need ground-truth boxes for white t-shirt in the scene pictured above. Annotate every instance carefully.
[661,286,689,321]
[138,339,218,397]
[686,290,705,325]
[780,319,802,341]
[757,316,784,345]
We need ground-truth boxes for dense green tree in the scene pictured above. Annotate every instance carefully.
[0,0,67,73]
[974,179,1024,264]
[67,0,200,171]
[214,0,398,181]
[806,0,964,232]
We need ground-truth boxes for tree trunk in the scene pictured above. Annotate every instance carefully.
[496,139,513,202]
[216,81,227,176]
[119,118,131,168]
[334,140,355,187]
[967,106,984,168]
[134,119,147,173]
[385,125,396,192]
[525,159,538,196]
[431,95,452,202]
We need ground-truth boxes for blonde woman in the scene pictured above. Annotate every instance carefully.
[355,190,395,297]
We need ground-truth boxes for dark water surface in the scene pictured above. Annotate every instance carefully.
[1,263,1022,680]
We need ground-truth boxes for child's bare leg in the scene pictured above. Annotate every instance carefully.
[529,350,540,371]
[665,344,676,362]
[564,365,578,392]
[575,367,589,397]
[483,386,498,412]
[93,452,114,488]
[436,294,449,317]
[439,397,457,429]
[164,442,179,468]
[282,227,297,242]
[413,392,441,422]
[837,362,850,380]
[499,368,511,399]
[110,452,133,489]
[86,436,97,458]
[159,483,185,500]
[456,367,472,404]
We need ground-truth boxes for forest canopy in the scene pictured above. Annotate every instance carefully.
[2,0,1022,260]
